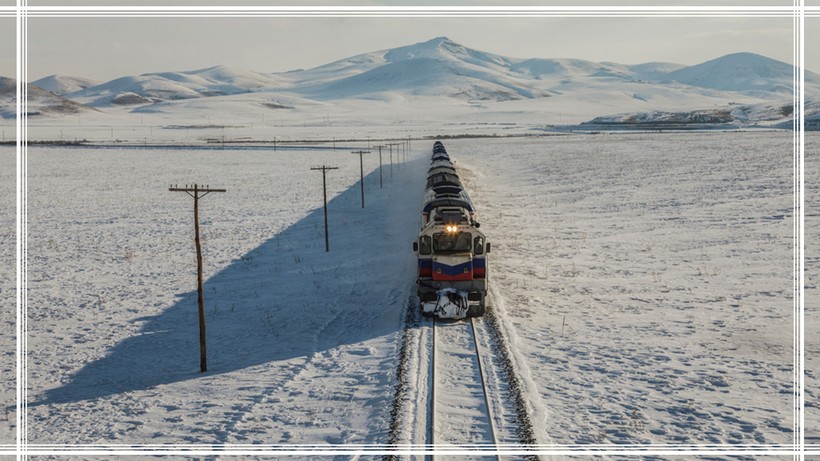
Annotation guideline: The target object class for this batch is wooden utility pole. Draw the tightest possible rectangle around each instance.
[351,150,370,208]
[387,143,399,178]
[311,166,338,252]
[169,183,226,373]
[375,145,385,188]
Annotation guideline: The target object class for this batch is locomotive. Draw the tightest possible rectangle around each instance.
[413,141,490,318]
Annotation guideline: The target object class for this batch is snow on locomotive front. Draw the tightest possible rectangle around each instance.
[413,141,490,319]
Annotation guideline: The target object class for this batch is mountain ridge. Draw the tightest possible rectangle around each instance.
[27,36,819,107]
[6,37,819,128]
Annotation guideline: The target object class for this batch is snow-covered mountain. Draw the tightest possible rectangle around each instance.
[626,61,687,80]
[32,75,98,95]
[659,52,820,96]
[262,36,550,101]
[48,37,820,106]
[14,36,820,129]
[0,76,97,119]
[67,65,288,106]
[510,58,630,79]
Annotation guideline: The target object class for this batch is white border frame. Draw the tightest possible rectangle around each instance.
[2,1,812,458]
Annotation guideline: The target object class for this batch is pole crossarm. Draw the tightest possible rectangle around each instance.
[169,185,227,196]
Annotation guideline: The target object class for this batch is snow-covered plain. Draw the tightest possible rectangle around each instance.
[2,130,816,451]
[6,145,426,447]
[451,132,817,446]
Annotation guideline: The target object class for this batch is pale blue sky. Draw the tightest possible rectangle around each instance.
[1,4,817,81]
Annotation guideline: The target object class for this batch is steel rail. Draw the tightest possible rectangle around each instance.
[470,317,501,459]
[429,317,437,461]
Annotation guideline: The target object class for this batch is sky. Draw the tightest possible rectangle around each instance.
[0,4,817,81]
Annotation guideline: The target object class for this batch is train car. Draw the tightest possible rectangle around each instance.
[413,142,490,319]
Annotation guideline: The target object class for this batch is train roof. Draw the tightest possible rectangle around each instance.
[428,166,457,177]
[422,198,474,213]
[426,173,463,189]
[429,158,453,167]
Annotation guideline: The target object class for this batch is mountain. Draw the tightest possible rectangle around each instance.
[297,56,548,101]
[69,65,288,106]
[626,62,687,80]
[282,38,819,101]
[660,52,820,96]
[0,76,97,119]
[510,58,630,79]
[285,36,547,100]
[32,75,98,95]
[15,37,820,130]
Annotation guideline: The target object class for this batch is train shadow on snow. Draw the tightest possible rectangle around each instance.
[35,156,427,407]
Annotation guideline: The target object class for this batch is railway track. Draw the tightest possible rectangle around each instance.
[386,292,539,460]
[429,316,500,459]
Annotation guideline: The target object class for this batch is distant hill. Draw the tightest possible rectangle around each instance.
[67,65,288,106]
[626,62,687,80]
[0,76,98,118]
[32,75,98,95]
[659,52,820,96]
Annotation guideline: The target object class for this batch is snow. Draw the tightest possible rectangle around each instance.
[422,288,470,319]
[2,130,815,450]
[432,320,495,445]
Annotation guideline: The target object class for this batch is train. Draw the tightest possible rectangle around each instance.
[413,141,490,319]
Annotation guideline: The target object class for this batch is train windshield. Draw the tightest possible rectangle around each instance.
[433,232,473,253]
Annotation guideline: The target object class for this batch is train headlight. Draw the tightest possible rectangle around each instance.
[445,225,458,233]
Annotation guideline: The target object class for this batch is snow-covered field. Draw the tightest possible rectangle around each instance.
[452,132,817,446]
[4,145,426,447]
[1,130,816,451]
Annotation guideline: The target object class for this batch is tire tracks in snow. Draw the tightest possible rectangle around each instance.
[219,306,345,443]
